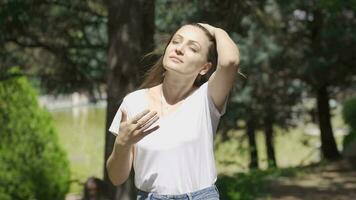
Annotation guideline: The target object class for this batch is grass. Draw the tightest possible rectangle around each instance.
[214,105,346,175]
[212,105,347,199]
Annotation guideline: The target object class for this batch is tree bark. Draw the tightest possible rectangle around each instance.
[104,0,155,199]
[140,0,156,74]
[309,9,341,161]
[246,119,259,169]
[316,85,341,160]
[263,116,277,168]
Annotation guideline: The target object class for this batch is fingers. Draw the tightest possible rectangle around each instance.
[134,111,158,130]
[130,109,150,124]
[132,112,160,143]
[133,125,160,143]
[142,125,160,136]
[138,115,159,131]
[197,23,216,36]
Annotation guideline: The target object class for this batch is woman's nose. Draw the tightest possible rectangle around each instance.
[175,44,184,55]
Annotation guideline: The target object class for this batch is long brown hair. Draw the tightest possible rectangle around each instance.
[138,23,218,89]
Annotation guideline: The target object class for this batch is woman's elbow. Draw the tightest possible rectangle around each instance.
[107,171,125,186]
[110,177,125,186]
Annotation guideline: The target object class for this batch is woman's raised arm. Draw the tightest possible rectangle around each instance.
[199,23,240,112]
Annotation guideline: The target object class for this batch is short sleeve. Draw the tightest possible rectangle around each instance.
[202,82,227,118]
[108,98,127,136]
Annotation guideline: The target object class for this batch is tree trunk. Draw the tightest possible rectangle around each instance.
[246,119,259,169]
[263,117,277,168]
[104,0,155,199]
[309,9,341,161]
[140,0,156,74]
[316,85,341,160]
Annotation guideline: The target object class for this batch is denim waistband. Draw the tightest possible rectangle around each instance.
[136,185,219,200]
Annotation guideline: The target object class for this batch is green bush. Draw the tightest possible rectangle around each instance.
[216,168,299,200]
[216,169,272,200]
[342,97,356,149]
[0,74,70,200]
[342,98,356,130]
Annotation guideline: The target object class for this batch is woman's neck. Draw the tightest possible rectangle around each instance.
[161,74,197,105]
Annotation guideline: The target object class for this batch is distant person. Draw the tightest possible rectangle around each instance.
[82,177,109,200]
[106,23,240,199]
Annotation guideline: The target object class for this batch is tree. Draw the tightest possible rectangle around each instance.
[276,0,356,160]
[103,0,155,199]
[0,0,107,95]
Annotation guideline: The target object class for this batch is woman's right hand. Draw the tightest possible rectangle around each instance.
[115,109,159,147]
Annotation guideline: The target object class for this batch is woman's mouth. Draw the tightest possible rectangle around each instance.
[169,56,183,63]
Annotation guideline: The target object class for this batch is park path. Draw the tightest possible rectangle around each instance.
[262,160,356,200]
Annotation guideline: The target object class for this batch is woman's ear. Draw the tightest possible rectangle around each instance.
[199,62,212,75]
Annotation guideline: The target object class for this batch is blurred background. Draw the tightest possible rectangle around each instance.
[1,0,356,200]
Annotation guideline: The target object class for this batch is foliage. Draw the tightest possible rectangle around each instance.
[0,69,70,200]
[155,0,200,33]
[342,97,356,148]
[276,0,356,89]
[226,0,356,160]
[342,97,356,130]
[216,167,299,200]
[0,0,107,94]
[226,20,303,130]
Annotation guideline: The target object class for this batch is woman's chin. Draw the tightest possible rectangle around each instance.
[164,63,179,70]
[163,67,186,75]
[165,67,180,73]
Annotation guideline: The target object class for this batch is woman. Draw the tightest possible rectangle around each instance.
[106,23,240,200]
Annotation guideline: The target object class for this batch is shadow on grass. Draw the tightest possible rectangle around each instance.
[216,167,299,200]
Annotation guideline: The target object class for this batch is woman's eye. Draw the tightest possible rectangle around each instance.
[190,48,197,52]
[172,40,179,44]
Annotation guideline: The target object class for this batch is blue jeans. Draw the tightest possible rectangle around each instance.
[136,185,220,200]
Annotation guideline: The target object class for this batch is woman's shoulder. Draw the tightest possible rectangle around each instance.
[121,84,161,105]
[121,88,151,117]
[190,81,208,98]
[123,88,147,102]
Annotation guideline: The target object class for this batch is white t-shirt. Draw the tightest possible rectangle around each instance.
[109,81,227,195]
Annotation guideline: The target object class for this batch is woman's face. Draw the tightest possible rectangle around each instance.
[163,25,211,77]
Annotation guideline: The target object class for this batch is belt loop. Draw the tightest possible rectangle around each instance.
[148,193,153,200]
